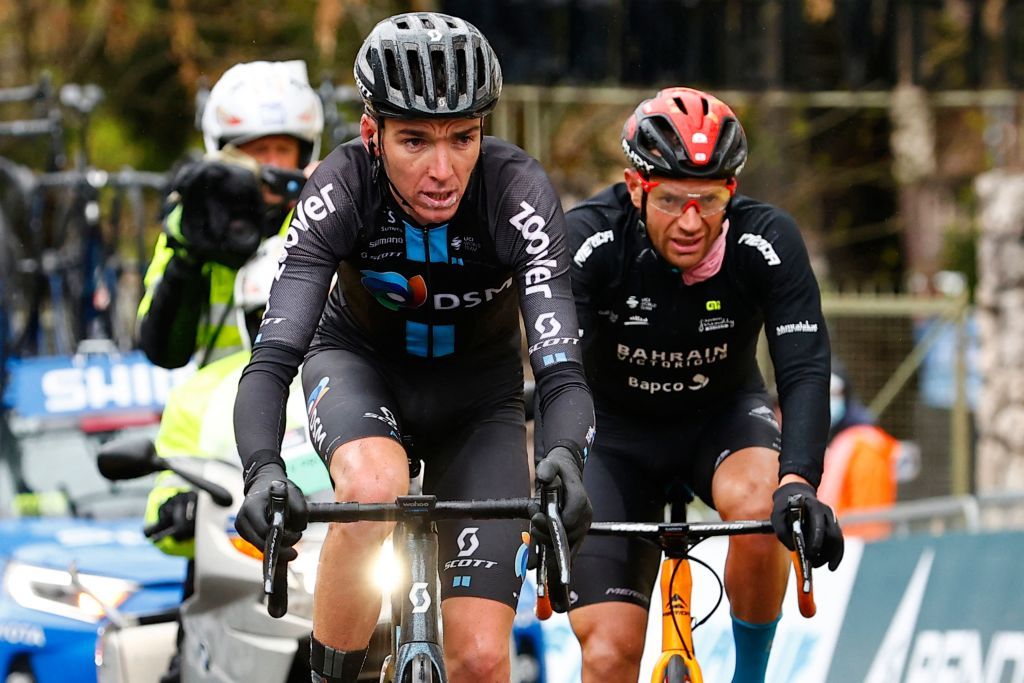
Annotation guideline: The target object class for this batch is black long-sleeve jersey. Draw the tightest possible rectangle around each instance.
[234,137,595,473]
[568,183,830,487]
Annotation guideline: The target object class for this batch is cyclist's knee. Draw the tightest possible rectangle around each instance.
[444,642,508,682]
[329,437,409,503]
[573,604,646,672]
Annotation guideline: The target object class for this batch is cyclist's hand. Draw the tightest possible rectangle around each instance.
[771,481,844,571]
[530,446,592,559]
[145,490,198,542]
[169,160,266,269]
[234,462,307,563]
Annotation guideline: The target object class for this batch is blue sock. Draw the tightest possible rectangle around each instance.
[730,613,779,683]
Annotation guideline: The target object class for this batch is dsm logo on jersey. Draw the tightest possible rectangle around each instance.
[360,270,428,310]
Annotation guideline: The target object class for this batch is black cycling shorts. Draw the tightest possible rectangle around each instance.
[301,348,530,609]
[569,391,781,611]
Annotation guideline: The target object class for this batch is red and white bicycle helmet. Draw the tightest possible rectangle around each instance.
[621,87,747,179]
[201,60,324,167]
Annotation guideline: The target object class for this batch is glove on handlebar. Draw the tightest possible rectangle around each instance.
[145,490,198,543]
[234,462,307,563]
[530,446,592,561]
[770,482,845,571]
[169,160,266,269]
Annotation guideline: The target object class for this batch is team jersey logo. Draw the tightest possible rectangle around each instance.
[359,270,427,310]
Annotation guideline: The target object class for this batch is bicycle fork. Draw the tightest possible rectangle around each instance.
[653,555,702,683]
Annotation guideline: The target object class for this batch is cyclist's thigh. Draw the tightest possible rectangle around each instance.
[301,348,405,468]
[423,370,529,610]
[570,409,667,611]
[686,391,782,509]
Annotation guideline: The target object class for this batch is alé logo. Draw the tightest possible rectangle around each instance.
[359,270,427,311]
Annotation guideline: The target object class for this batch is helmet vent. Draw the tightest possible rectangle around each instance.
[430,49,448,100]
[395,19,410,30]
[420,16,435,29]
[384,48,400,90]
[701,97,709,115]
[408,49,424,97]
[475,47,486,90]
[456,48,468,98]
[673,97,688,115]
[648,116,684,157]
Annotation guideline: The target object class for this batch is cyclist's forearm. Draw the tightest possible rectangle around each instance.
[234,345,303,474]
[534,362,595,465]
[777,380,829,488]
[138,255,205,368]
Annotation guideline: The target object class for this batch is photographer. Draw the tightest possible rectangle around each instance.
[137,60,323,368]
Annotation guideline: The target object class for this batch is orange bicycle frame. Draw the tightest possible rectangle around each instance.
[652,555,702,683]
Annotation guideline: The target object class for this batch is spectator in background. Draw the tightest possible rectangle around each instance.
[137,60,323,369]
[817,359,899,539]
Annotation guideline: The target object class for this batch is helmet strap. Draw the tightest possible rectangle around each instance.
[373,116,418,215]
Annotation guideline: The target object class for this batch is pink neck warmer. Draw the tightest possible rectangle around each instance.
[682,219,729,286]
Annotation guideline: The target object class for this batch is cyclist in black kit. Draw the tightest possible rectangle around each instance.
[563,87,843,683]
[230,13,595,683]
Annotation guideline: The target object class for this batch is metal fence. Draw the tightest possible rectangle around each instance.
[819,290,974,500]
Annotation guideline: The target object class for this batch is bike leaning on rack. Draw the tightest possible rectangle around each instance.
[261,472,573,683]
[588,498,818,683]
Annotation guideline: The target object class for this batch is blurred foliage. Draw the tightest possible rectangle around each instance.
[0,0,432,170]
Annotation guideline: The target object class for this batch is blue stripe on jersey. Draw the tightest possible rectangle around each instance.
[404,222,449,263]
[432,324,455,357]
[406,321,429,357]
[406,322,455,357]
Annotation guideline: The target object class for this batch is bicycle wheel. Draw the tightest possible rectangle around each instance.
[401,654,434,683]
[663,654,691,683]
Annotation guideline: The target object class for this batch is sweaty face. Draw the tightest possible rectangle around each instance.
[362,114,481,226]
[625,170,731,272]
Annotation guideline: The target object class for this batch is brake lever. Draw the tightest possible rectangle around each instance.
[543,486,571,587]
[263,480,289,618]
[786,495,817,618]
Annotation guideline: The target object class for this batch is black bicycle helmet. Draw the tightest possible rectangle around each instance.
[354,12,502,119]
[622,87,747,179]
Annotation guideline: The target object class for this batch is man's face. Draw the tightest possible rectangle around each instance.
[361,114,481,226]
[625,169,732,271]
[237,134,302,170]
[237,135,303,205]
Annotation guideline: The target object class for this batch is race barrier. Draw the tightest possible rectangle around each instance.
[533,530,1024,683]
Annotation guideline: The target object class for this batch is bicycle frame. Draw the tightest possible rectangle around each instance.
[589,517,813,683]
[264,489,568,683]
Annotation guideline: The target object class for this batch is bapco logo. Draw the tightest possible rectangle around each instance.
[457,527,480,557]
[534,312,562,339]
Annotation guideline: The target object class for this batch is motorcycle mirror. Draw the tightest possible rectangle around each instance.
[97,437,161,481]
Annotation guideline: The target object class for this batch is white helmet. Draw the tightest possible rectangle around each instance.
[201,60,324,167]
[234,236,285,349]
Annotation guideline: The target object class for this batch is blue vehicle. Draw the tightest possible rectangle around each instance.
[0,419,187,683]
[0,352,193,682]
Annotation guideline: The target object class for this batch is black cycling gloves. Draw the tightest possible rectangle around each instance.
[771,481,845,571]
[531,445,592,559]
[234,461,307,562]
[168,160,267,269]
[145,490,198,543]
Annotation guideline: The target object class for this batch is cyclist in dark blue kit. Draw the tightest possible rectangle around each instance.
[230,13,594,683]
[563,87,844,683]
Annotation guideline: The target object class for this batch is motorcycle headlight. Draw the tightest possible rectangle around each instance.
[3,561,138,623]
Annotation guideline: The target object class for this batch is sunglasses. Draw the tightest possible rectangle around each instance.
[642,179,735,218]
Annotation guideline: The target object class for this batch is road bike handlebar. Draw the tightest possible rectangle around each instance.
[261,489,573,619]
[589,501,817,618]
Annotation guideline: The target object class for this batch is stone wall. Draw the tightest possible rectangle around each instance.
[974,170,1024,492]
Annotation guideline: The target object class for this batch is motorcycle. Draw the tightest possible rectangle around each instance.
[93,434,365,682]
